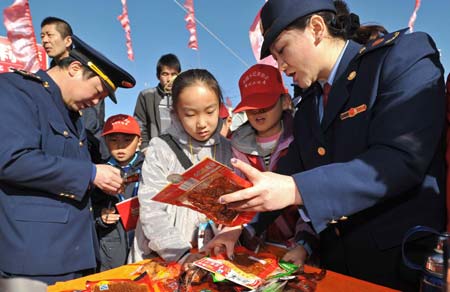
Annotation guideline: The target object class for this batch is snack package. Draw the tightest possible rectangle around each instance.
[131,258,181,281]
[193,247,279,290]
[152,157,255,226]
[85,272,152,292]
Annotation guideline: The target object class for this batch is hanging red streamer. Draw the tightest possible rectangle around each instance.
[184,0,198,50]
[3,0,43,72]
[249,6,277,67]
[408,0,421,32]
[117,0,134,61]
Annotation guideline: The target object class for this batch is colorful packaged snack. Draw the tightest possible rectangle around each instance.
[152,158,255,226]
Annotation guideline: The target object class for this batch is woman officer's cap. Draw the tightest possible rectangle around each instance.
[69,34,135,104]
[260,0,336,59]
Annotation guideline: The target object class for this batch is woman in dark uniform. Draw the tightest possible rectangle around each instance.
[207,1,446,291]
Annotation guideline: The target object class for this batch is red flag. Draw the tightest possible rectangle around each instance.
[3,0,43,72]
[184,0,198,50]
[117,0,134,61]
[408,0,421,32]
[249,6,277,67]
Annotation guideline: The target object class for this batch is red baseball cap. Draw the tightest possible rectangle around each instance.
[233,64,287,113]
[102,114,141,137]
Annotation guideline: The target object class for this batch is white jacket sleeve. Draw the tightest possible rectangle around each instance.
[137,138,191,262]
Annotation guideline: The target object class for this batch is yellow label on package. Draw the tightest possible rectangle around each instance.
[193,257,263,289]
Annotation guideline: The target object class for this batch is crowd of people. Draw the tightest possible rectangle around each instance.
[0,0,449,291]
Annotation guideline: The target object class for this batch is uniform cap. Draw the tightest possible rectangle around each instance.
[260,0,336,59]
[233,64,287,113]
[102,114,141,137]
[70,34,136,104]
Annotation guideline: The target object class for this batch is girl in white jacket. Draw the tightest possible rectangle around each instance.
[129,69,232,264]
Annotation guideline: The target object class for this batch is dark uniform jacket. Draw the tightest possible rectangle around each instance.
[0,70,97,275]
[279,29,446,288]
[133,84,168,149]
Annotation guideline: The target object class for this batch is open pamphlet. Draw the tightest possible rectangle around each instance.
[152,157,255,226]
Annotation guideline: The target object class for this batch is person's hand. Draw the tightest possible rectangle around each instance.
[180,252,204,272]
[93,164,123,195]
[200,225,242,260]
[218,158,302,212]
[101,207,120,224]
[281,245,308,266]
[181,253,209,285]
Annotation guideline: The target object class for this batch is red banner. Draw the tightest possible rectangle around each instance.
[117,0,134,61]
[0,36,47,73]
[184,0,198,50]
[249,7,277,67]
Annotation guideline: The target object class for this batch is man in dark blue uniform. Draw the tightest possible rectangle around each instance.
[0,35,135,285]
[210,0,446,290]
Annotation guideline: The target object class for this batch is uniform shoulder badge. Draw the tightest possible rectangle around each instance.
[10,68,49,87]
[357,28,409,58]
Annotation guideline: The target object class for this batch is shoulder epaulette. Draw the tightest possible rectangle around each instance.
[357,28,409,58]
[10,68,49,87]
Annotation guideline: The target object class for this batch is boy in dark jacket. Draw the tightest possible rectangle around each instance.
[92,114,144,271]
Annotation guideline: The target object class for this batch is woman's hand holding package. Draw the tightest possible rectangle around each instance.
[219,158,302,212]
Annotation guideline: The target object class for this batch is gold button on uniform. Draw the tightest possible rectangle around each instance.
[339,216,348,221]
[317,147,326,156]
[347,71,357,81]
[63,131,69,137]
[330,219,338,224]
[79,141,84,147]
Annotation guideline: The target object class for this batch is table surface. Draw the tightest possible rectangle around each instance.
[48,259,399,292]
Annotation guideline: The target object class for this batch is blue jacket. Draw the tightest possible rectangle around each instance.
[280,29,446,249]
[0,70,97,275]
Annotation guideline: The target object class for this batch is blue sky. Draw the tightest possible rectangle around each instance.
[1,0,449,118]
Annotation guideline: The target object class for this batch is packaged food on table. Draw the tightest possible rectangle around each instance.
[153,157,255,226]
[85,272,152,292]
[193,247,279,290]
[131,258,181,281]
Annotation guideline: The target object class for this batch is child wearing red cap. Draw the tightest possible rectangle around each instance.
[91,114,144,271]
[207,64,318,266]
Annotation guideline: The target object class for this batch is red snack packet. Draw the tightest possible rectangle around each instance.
[193,247,279,290]
[215,246,279,280]
[131,258,182,281]
[152,157,255,226]
[149,278,180,291]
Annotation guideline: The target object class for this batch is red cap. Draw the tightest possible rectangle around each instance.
[102,114,141,137]
[219,104,230,119]
[233,64,286,113]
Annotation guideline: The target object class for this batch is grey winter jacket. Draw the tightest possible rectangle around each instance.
[129,114,232,262]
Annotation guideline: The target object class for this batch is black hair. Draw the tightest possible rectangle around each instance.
[58,57,96,79]
[156,54,181,78]
[171,69,223,110]
[41,16,73,39]
[286,0,387,45]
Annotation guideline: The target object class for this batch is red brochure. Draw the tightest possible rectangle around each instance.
[152,157,255,226]
[115,196,140,231]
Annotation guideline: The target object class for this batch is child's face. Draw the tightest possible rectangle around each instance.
[104,133,141,166]
[245,95,290,137]
[175,84,220,142]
